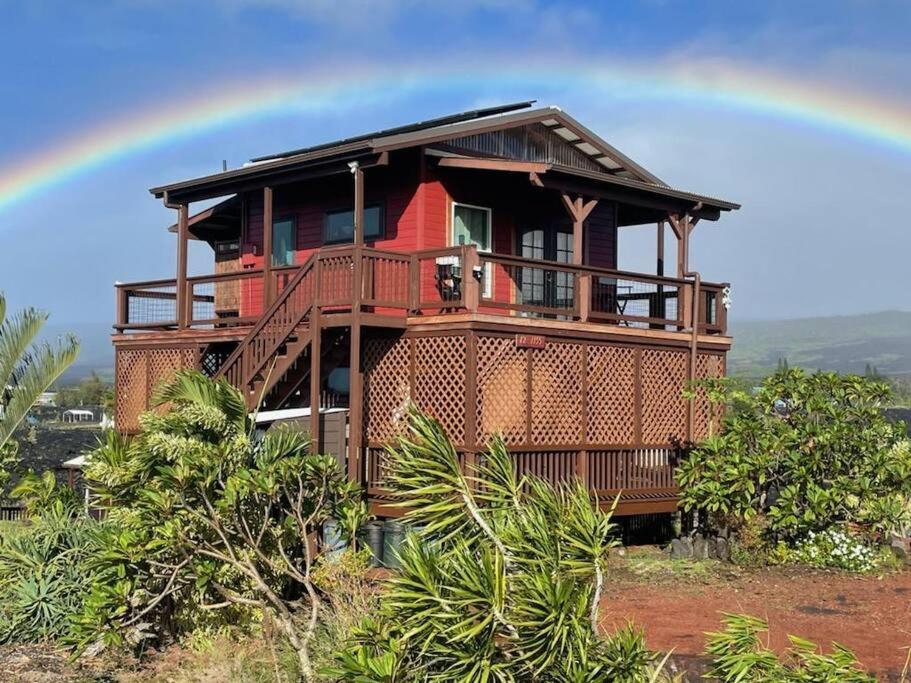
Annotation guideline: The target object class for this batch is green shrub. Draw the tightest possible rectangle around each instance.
[0,500,103,643]
[677,369,911,542]
[330,409,672,682]
[705,613,875,682]
[76,370,366,682]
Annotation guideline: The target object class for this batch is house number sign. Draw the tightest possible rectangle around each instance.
[515,334,546,349]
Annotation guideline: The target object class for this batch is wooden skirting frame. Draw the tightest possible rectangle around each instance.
[361,322,726,516]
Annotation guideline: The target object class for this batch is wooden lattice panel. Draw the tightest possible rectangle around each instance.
[476,336,528,446]
[115,346,198,433]
[640,349,688,444]
[586,345,637,444]
[530,342,583,444]
[693,353,726,441]
[146,347,198,407]
[363,336,412,443]
[115,349,148,434]
[413,335,467,444]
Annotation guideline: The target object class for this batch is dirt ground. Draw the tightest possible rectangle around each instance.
[603,547,911,681]
[3,551,909,681]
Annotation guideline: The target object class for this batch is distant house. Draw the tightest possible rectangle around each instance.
[62,409,95,423]
[112,102,739,516]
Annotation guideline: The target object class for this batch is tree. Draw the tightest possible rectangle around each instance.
[0,293,79,485]
[56,371,113,410]
[77,370,367,680]
[677,369,911,541]
[332,409,668,682]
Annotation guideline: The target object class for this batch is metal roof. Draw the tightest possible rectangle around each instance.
[250,101,536,162]
[149,102,739,212]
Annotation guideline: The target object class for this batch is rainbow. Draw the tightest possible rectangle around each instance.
[1,58,910,213]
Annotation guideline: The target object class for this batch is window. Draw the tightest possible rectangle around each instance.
[271,217,296,267]
[452,203,492,296]
[323,204,384,243]
[215,239,240,256]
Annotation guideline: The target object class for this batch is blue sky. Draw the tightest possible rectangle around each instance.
[1,0,910,332]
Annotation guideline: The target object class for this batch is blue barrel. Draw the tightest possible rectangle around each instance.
[322,519,347,560]
[382,520,407,569]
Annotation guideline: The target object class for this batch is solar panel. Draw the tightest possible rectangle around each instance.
[249,101,536,162]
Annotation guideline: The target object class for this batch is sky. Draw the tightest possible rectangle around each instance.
[1,0,910,332]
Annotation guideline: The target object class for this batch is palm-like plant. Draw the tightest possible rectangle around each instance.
[0,293,79,461]
[333,408,670,682]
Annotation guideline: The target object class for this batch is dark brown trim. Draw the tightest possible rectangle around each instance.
[262,186,274,306]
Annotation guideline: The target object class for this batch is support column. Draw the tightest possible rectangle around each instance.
[352,162,364,245]
[175,203,189,328]
[347,322,363,483]
[656,221,665,277]
[348,160,365,484]
[309,312,321,453]
[262,186,274,308]
[560,194,597,322]
[653,221,666,323]
[668,213,691,329]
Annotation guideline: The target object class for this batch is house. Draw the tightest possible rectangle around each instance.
[113,102,738,516]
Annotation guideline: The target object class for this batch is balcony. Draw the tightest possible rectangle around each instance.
[115,244,728,336]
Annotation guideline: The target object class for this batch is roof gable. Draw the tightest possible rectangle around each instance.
[372,107,666,186]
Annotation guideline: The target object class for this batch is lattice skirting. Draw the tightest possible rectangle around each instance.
[363,331,725,450]
[115,346,200,432]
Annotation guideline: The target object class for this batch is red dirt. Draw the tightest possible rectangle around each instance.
[602,559,911,681]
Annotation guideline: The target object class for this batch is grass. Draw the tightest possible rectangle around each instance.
[608,545,741,586]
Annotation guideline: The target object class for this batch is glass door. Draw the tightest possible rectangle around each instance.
[517,225,574,316]
[452,203,492,297]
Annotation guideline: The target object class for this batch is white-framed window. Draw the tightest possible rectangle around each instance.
[451,203,492,297]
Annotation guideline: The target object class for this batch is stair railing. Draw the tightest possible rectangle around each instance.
[217,253,318,390]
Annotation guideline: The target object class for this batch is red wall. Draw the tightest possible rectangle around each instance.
[235,157,617,315]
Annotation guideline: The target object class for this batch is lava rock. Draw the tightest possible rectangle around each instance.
[670,537,693,559]
[715,536,731,562]
[890,534,910,563]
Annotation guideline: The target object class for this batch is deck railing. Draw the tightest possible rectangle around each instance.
[116,245,727,335]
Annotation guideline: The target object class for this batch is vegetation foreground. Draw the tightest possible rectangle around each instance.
[0,368,908,680]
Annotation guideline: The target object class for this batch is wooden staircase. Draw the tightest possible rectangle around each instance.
[215,254,319,409]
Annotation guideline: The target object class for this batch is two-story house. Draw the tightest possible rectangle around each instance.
[113,101,738,515]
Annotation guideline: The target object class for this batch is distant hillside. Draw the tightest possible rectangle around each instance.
[728,310,911,377]
[41,321,114,384]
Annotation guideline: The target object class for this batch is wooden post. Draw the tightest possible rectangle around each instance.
[668,213,691,330]
[347,161,365,484]
[656,221,665,277]
[560,194,598,266]
[572,198,584,266]
[408,255,419,313]
[347,321,363,484]
[462,245,480,312]
[309,312,321,454]
[464,331,478,453]
[352,162,364,245]
[176,203,189,328]
[115,285,128,328]
[578,273,591,322]
[262,186,274,308]
[654,221,666,323]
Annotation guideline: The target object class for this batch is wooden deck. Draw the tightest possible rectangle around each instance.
[113,244,729,516]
